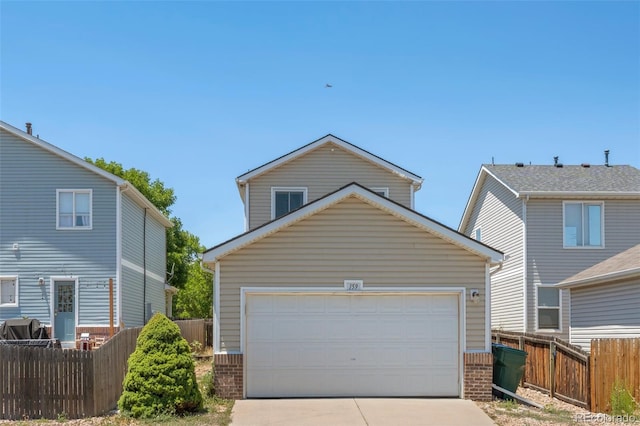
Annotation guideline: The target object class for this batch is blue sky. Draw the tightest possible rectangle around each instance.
[2,1,639,248]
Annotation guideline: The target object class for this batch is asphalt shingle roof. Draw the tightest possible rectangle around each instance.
[560,244,640,285]
[484,164,640,194]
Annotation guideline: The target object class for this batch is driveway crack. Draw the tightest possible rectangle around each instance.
[353,398,369,426]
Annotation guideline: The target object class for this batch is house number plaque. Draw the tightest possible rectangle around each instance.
[344,280,363,291]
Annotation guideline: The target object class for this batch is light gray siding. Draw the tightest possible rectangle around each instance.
[526,199,640,339]
[461,175,525,332]
[120,193,166,327]
[219,196,488,352]
[247,143,414,229]
[568,277,640,352]
[0,128,117,327]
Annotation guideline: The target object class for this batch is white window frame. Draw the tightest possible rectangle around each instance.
[562,201,604,249]
[57,189,93,230]
[0,276,19,307]
[535,284,562,332]
[371,187,389,197]
[473,227,482,242]
[271,187,308,220]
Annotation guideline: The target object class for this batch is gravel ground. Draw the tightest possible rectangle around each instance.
[478,386,599,426]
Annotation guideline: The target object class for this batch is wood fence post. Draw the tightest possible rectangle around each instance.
[549,341,556,399]
[519,336,526,384]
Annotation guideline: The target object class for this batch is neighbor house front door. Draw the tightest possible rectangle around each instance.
[54,280,76,341]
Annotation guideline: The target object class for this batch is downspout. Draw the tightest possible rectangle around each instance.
[244,183,250,232]
[143,208,148,324]
[522,195,529,332]
[200,259,217,351]
[116,186,123,330]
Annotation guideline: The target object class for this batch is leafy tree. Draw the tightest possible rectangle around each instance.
[118,313,203,418]
[174,260,213,319]
[87,158,213,318]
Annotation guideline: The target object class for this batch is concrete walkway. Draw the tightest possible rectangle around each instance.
[230,398,496,426]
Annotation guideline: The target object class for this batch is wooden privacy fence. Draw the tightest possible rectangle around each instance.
[493,330,590,409]
[173,318,213,348]
[590,338,640,414]
[0,327,142,420]
[174,319,205,348]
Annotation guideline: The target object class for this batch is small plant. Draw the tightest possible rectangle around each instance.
[498,398,519,411]
[190,340,203,354]
[200,369,215,397]
[610,379,638,416]
[56,411,68,422]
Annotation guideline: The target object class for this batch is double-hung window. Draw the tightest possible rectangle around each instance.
[0,277,18,306]
[57,189,92,229]
[537,286,561,331]
[271,187,307,219]
[563,202,603,248]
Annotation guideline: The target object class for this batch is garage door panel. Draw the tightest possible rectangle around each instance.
[246,293,460,398]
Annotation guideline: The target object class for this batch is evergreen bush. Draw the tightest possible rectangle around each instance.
[118,313,203,418]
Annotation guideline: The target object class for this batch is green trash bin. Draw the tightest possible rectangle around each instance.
[492,343,527,393]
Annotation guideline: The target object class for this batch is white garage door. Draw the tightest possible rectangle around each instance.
[245,293,460,398]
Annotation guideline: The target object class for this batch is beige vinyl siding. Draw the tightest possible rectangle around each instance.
[247,143,413,229]
[218,196,487,352]
[462,175,524,332]
[526,199,640,339]
[568,277,640,352]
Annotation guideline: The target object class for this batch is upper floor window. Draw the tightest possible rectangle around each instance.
[0,276,18,306]
[537,286,561,331]
[563,202,603,248]
[371,187,389,197]
[57,189,92,229]
[272,187,307,219]
[473,228,482,242]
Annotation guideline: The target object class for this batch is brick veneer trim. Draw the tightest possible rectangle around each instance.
[214,354,244,400]
[463,352,493,401]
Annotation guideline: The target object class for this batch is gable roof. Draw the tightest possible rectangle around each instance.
[203,182,502,264]
[482,164,640,194]
[0,120,172,228]
[557,244,640,288]
[459,164,640,231]
[235,134,423,192]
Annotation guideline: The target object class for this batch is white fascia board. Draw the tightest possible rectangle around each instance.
[1,120,126,186]
[1,121,172,229]
[120,183,173,228]
[235,135,423,187]
[518,191,640,199]
[556,268,640,289]
[458,166,520,232]
[203,184,503,264]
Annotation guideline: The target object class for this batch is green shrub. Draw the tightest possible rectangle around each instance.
[610,379,637,416]
[118,313,203,418]
[200,369,215,397]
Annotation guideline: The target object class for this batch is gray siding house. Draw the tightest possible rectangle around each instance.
[203,135,503,401]
[0,121,173,347]
[459,163,640,341]
[557,244,640,352]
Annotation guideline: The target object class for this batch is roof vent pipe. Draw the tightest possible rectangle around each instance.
[515,162,524,167]
[605,150,610,167]
[26,122,32,135]
[553,156,563,168]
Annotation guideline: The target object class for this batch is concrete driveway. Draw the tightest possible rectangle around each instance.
[230,398,496,426]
